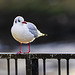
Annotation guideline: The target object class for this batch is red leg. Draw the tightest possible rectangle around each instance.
[29,43,30,53]
[16,43,23,54]
[19,43,22,53]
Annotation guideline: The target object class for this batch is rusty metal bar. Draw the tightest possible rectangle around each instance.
[7,59,10,75]
[15,59,18,75]
[0,53,75,59]
[58,59,61,75]
[67,59,69,75]
[43,59,46,75]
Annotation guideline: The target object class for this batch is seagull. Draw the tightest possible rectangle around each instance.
[11,16,47,54]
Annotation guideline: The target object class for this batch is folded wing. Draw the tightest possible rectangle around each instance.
[27,22,38,38]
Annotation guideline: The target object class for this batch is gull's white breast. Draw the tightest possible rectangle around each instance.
[11,24,35,43]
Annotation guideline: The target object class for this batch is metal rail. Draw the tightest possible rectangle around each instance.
[0,53,75,75]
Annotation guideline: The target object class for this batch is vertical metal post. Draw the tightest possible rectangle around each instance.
[43,59,46,75]
[58,59,61,75]
[32,59,38,75]
[26,55,38,75]
[15,59,18,75]
[67,59,69,75]
[26,55,32,75]
[7,59,10,75]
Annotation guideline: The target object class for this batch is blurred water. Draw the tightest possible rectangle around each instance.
[0,42,75,75]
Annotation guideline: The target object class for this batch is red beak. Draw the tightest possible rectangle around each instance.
[22,21,27,24]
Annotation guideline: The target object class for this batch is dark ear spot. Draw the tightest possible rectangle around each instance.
[18,19,20,22]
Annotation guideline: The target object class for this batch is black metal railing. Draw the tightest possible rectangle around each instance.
[0,53,75,75]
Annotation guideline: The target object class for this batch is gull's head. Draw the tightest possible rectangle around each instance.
[13,16,27,25]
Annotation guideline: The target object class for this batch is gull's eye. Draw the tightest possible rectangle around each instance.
[15,20,17,23]
[18,19,20,22]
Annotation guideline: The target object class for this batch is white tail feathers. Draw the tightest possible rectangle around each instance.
[37,30,47,37]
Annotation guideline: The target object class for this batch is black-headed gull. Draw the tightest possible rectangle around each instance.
[11,16,47,54]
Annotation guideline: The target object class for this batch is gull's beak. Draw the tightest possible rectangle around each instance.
[22,21,27,24]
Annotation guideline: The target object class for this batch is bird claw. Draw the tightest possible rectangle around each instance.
[24,52,30,54]
[16,51,23,54]
[16,51,31,54]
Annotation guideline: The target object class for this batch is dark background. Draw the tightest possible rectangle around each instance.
[0,0,75,49]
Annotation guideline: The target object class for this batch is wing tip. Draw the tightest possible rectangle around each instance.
[42,33,48,36]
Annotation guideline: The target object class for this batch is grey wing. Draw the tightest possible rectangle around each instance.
[27,22,38,38]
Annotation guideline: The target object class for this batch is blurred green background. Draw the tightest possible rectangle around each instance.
[0,0,75,49]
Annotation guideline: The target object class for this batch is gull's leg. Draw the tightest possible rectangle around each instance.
[16,43,23,54]
[19,43,22,53]
[29,43,30,53]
